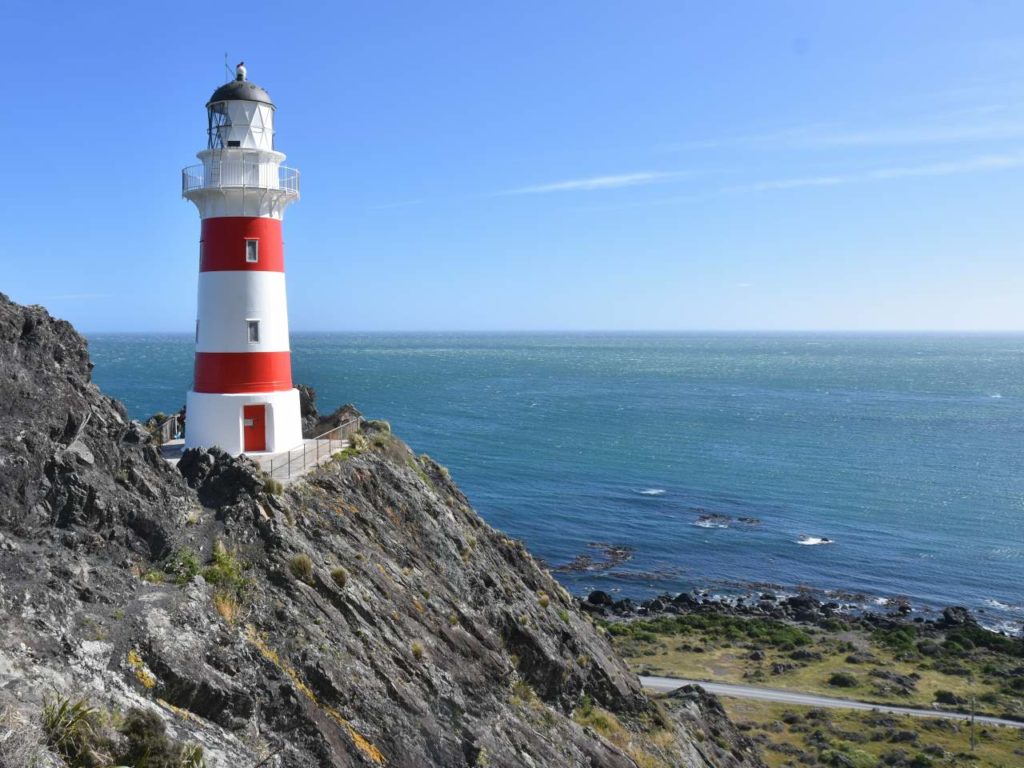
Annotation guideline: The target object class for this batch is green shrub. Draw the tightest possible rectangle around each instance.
[166,548,201,586]
[263,477,284,495]
[411,641,424,661]
[142,570,165,584]
[601,614,812,648]
[916,639,941,656]
[827,672,859,688]
[289,553,314,583]
[202,542,249,597]
[934,690,961,705]
[40,695,203,768]
[947,626,1022,656]
[873,625,918,653]
[119,707,204,767]
[41,695,102,765]
[330,567,348,588]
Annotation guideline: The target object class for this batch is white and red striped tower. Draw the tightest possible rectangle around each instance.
[181,63,303,455]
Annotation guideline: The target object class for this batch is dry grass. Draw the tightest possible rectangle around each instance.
[288,553,314,583]
[722,697,1024,768]
[330,566,348,588]
[212,590,240,625]
[0,705,55,768]
[611,618,1023,718]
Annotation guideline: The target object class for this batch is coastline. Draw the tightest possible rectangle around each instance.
[575,583,1024,639]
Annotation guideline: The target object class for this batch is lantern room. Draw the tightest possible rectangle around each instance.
[206,65,276,151]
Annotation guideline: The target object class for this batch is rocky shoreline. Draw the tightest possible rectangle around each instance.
[577,587,1012,637]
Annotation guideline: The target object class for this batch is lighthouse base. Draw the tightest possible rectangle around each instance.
[184,389,303,456]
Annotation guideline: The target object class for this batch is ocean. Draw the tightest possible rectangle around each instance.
[87,332,1024,633]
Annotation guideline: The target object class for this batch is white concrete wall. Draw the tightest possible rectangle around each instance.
[185,388,303,455]
[196,272,290,353]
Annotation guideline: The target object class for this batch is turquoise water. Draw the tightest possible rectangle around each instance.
[87,333,1024,630]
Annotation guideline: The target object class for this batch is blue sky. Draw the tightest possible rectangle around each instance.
[2,1,1023,331]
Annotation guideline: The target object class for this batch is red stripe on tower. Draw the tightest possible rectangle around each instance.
[200,217,285,272]
[193,351,293,393]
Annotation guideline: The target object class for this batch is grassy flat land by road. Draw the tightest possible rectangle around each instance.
[720,698,1024,768]
[605,614,1024,721]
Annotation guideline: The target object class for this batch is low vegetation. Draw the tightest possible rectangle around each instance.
[38,694,204,767]
[607,612,1024,720]
[202,541,250,597]
[330,566,348,588]
[164,548,200,585]
[289,553,314,583]
[722,698,1024,768]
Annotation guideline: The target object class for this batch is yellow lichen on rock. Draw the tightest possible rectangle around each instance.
[245,626,384,765]
[127,648,156,689]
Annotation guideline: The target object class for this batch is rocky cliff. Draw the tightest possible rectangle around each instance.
[0,293,765,768]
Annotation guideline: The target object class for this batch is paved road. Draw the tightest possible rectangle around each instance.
[639,676,1024,730]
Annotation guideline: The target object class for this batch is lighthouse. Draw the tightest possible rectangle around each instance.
[181,63,303,455]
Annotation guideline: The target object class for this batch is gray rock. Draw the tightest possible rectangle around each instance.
[0,293,766,768]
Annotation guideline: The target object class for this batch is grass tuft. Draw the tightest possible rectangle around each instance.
[330,566,348,588]
[289,553,314,583]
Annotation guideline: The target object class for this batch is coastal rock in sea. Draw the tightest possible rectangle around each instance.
[783,594,823,622]
[0,294,765,768]
[939,606,978,628]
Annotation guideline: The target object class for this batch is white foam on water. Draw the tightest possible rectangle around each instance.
[980,618,1023,636]
[637,489,666,496]
[694,519,729,529]
[797,535,834,546]
[985,598,1022,613]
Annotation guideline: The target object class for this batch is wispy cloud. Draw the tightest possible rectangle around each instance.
[734,152,1024,192]
[672,110,1024,151]
[500,171,688,195]
[805,122,1024,148]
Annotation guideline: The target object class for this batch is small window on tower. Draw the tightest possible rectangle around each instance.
[195,319,199,343]
[246,239,259,263]
[227,140,241,148]
[247,320,260,343]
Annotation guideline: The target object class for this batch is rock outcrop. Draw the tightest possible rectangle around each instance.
[0,294,765,768]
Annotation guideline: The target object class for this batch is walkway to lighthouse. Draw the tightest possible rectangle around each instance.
[159,420,358,485]
[257,433,352,483]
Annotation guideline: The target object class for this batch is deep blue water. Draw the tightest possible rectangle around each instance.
[86,333,1024,631]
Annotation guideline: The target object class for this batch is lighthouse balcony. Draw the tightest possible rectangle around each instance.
[182,161,299,198]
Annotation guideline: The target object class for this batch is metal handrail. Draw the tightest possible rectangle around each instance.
[154,413,182,444]
[181,162,300,196]
[265,417,360,481]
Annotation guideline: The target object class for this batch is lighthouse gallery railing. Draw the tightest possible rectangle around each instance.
[182,162,300,196]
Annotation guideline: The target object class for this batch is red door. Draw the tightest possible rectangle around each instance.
[243,404,267,452]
